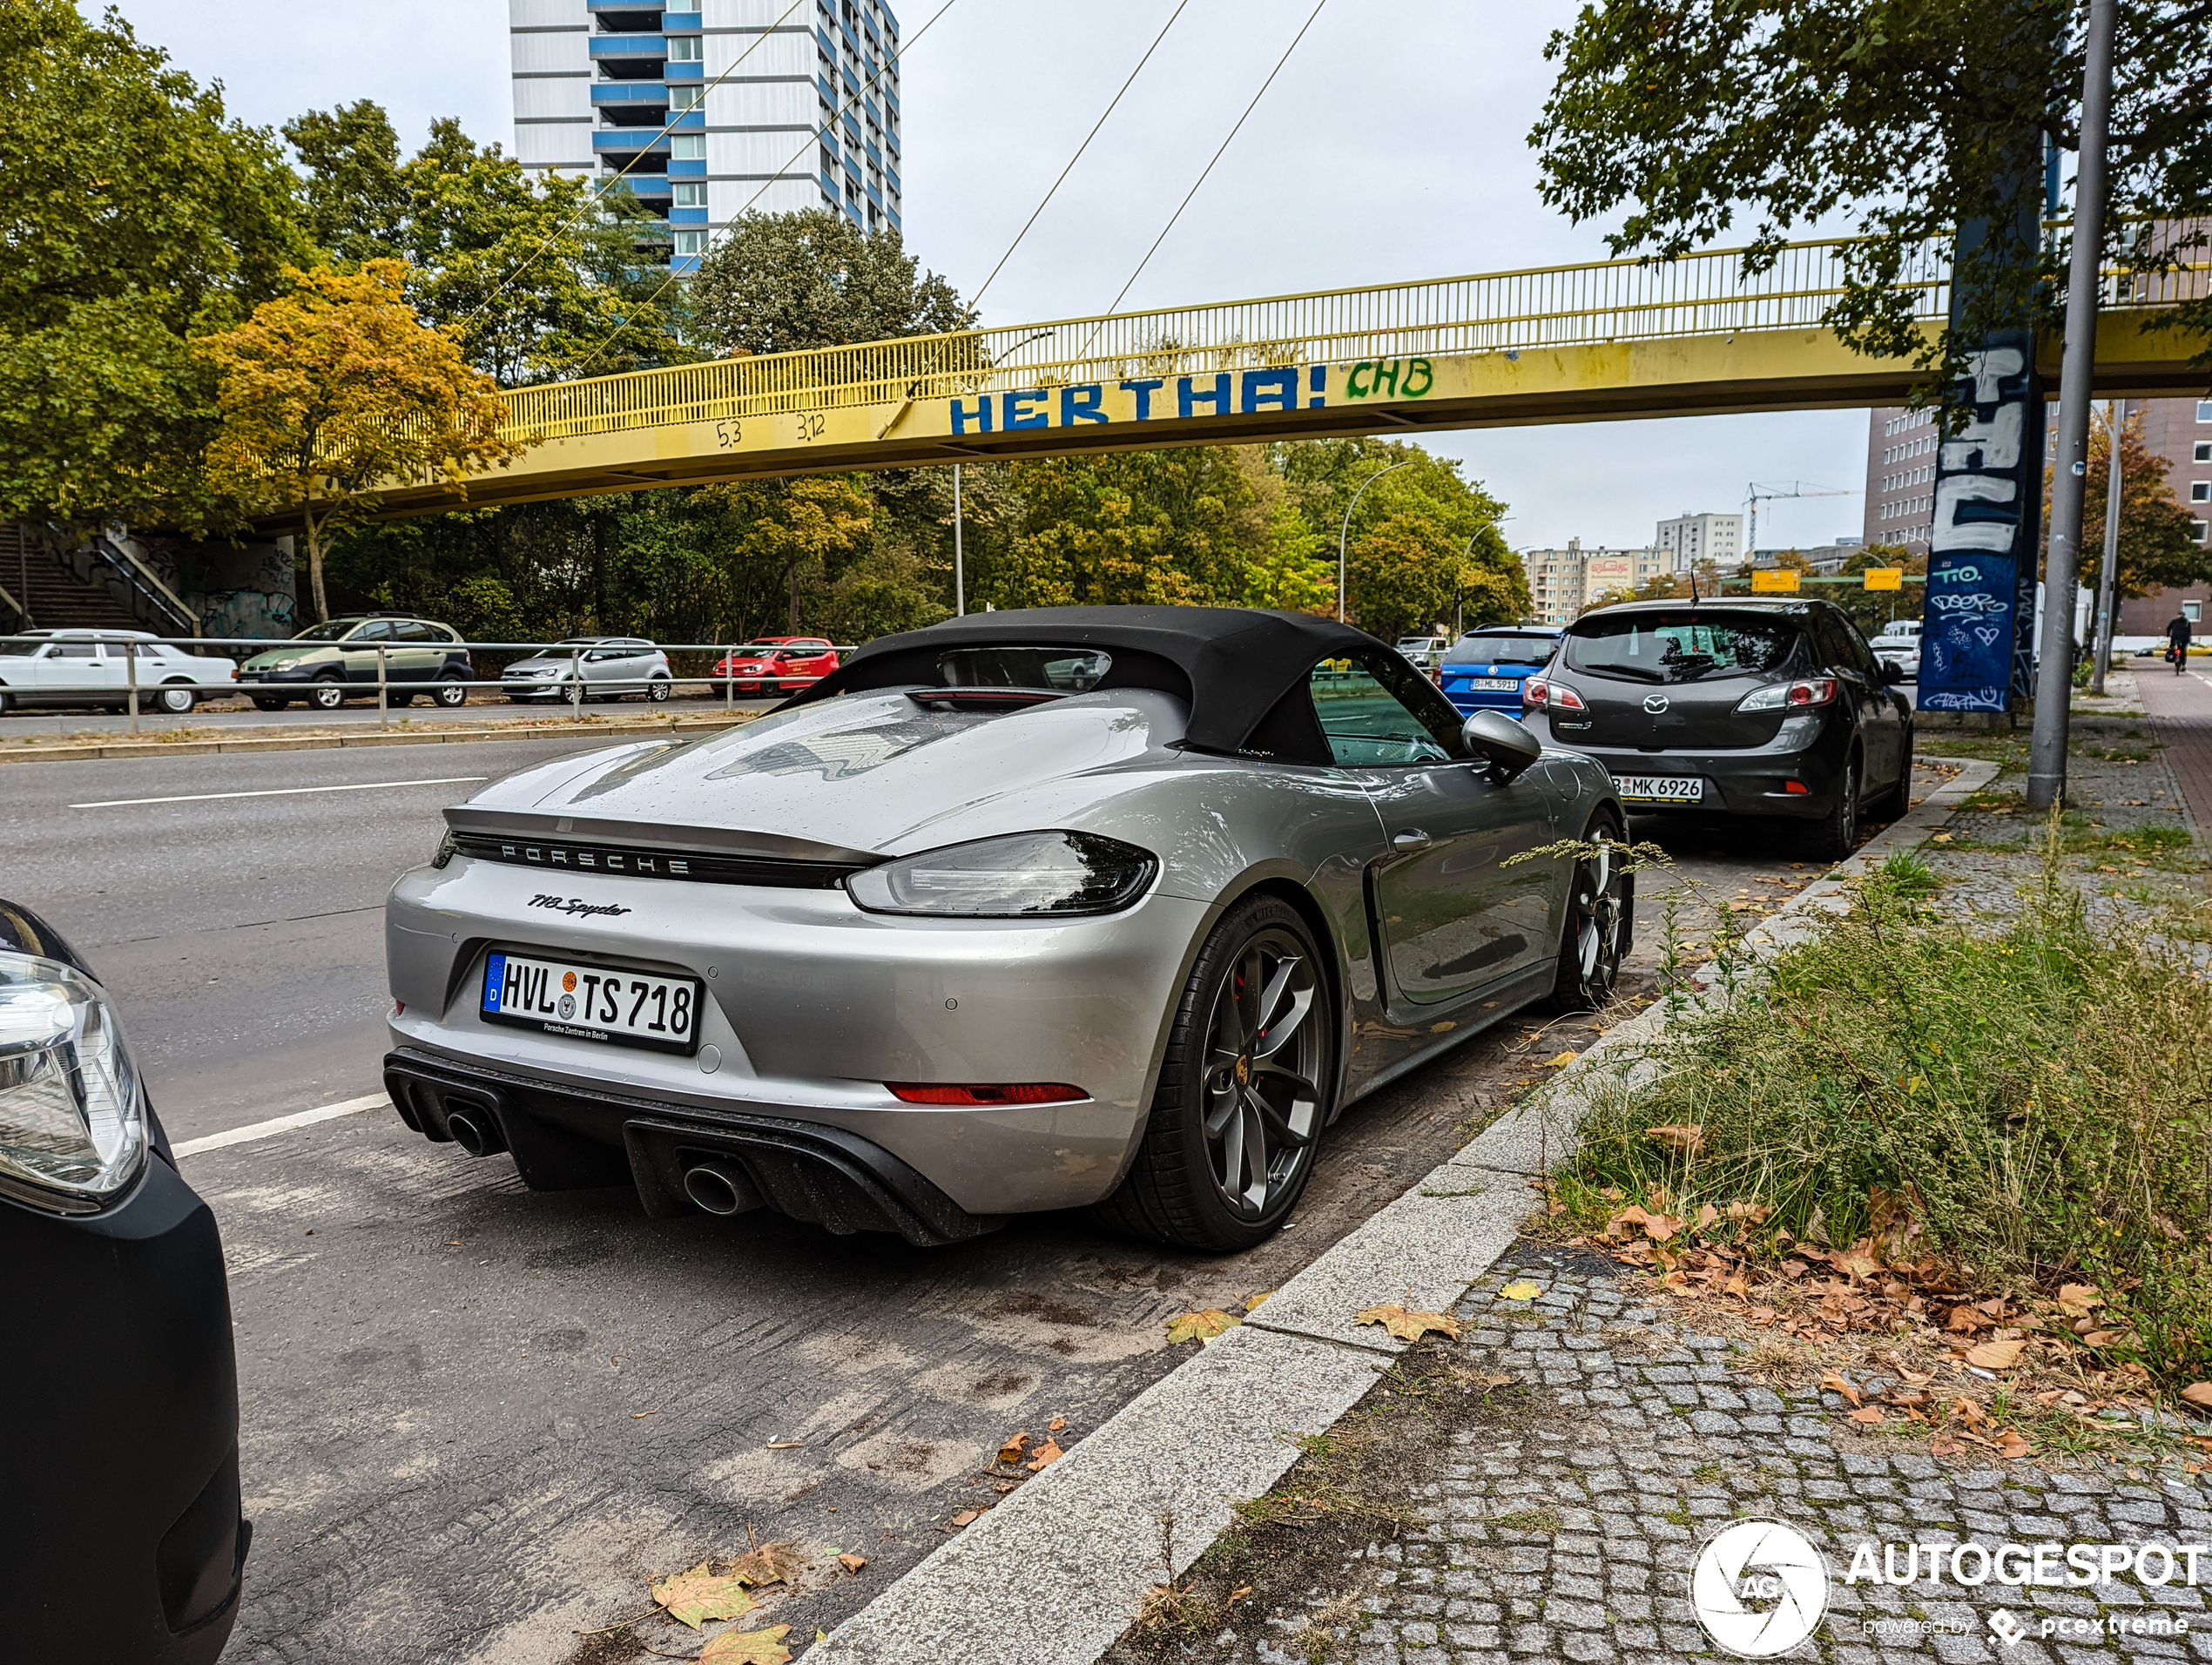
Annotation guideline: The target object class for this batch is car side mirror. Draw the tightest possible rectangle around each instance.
[1462,709,1541,781]
[1878,660,1905,685]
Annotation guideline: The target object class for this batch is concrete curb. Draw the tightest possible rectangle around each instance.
[0,713,752,765]
[805,756,2001,1665]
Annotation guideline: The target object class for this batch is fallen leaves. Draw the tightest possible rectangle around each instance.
[651,1564,756,1630]
[1541,1050,1580,1068]
[996,1430,1030,1464]
[1964,1338,2025,1371]
[699,1624,792,1664]
[1165,1309,1239,1345]
[948,1508,984,1528]
[727,1542,807,1589]
[835,1554,867,1574]
[2182,1382,2212,1408]
[1645,1123,1705,1156]
[1024,1438,1065,1472]
[2056,1283,2104,1318]
[1498,1280,1543,1302]
[1355,1304,1462,1343]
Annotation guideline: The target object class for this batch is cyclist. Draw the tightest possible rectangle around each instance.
[2168,611,2194,675]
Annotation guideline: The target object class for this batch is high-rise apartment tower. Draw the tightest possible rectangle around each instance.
[509,0,903,273]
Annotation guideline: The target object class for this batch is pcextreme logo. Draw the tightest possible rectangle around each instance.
[1689,1520,1830,1658]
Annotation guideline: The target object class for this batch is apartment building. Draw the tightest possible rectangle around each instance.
[510,0,903,274]
[1654,511,1743,572]
[1521,540,1670,625]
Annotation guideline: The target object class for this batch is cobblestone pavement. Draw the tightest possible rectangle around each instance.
[1344,1244,2212,1665]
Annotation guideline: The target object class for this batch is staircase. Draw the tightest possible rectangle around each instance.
[0,524,191,636]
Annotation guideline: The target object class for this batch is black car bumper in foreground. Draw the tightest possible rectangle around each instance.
[1528,715,1846,819]
[3,1150,249,1664]
[382,1046,1002,1247]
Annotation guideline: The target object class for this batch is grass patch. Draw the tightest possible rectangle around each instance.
[1559,818,2212,1391]
[1865,850,1941,900]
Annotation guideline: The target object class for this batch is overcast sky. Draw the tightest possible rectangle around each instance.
[111,0,1871,552]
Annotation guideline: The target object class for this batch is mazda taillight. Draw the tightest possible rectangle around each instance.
[1736,678,1838,712]
[1523,676,1586,712]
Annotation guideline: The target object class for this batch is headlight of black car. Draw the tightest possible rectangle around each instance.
[0,949,146,1212]
[846,831,1158,919]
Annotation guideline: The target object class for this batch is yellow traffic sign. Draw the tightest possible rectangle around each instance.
[1750,570,1802,593]
[1864,568,1905,590]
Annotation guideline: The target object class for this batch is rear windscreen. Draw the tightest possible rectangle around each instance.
[1563,615,1796,683]
[1443,634,1558,666]
[937,646,1111,691]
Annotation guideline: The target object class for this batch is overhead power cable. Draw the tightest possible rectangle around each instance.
[968,0,1190,313]
[459,0,810,335]
[568,0,961,379]
[1092,0,1328,329]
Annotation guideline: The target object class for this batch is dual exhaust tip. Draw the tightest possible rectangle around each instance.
[442,1100,757,1220]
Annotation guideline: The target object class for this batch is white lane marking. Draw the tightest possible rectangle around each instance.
[172,1093,389,1158]
[71,776,488,809]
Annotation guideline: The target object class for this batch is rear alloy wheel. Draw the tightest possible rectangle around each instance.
[1094,895,1333,1251]
[154,683,195,715]
[308,677,346,711]
[1542,816,1631,1013]
[647,676,671,703]
[1804,755,1861,861]
[433,677,469,708]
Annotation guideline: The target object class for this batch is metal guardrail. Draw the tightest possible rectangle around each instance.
[0,632,856,736]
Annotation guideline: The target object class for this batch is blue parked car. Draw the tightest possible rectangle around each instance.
[1436,627,1564,715]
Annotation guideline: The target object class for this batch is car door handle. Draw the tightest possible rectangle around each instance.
[1392,829,1433,852]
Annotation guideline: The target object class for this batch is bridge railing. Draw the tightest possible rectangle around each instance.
[502,238,1971,443]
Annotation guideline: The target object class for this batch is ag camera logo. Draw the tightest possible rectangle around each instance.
[1690,1519,1831,1657]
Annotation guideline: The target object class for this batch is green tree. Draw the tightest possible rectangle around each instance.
[198,260,523,621]
[698,475,876,635]
[0,0,308,539]
[1275,438,1525,636]
[1529,0,2212,378]
[284,104,686,384]
[2046,414,2209,598]
[691,209,974,357]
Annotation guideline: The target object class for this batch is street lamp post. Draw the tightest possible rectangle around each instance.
[1338,460,1413,625]
[2027,0,2119,809]
[952,463,964,617]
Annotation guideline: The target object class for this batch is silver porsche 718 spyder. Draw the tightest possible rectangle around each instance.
[382,607,1629,1252]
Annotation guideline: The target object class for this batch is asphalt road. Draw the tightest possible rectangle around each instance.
[0,738,1919,1665]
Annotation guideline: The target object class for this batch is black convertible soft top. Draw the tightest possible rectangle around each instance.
[784,605,1390,754]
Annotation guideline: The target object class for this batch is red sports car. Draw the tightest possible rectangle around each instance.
[710,637,840,696]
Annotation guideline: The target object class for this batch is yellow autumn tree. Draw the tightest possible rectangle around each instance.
[197,260,521,621]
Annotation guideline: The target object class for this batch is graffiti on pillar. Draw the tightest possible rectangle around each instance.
[1917,333,2042,711]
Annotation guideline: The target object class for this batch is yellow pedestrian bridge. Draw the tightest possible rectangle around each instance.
[366,237,2209,520]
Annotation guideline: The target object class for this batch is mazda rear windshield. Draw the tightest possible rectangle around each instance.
[1443,634,1558,666]
[1563,614,1796,683]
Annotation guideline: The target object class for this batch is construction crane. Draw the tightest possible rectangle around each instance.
[1744,481,1852,558]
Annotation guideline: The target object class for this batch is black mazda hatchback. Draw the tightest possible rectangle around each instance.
[0,900,248,1663]
[1520,597,1913,859]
